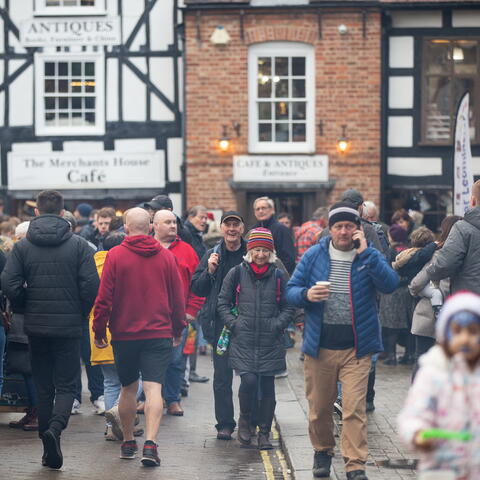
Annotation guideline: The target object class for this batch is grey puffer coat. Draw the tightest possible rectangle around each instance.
[409,251,450,339]
[217,262,294,374]
[426,207,480,294]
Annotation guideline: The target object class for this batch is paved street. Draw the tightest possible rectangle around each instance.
[276,344,418,480]
[0,343,419,480]
[0,354,290,480]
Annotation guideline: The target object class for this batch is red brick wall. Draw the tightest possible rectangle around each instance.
[185,9,382,212]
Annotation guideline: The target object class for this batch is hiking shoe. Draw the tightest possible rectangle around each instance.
[366,400,375,413]
[92,395,105,415]
[105,425,117,441]
[313,450,332,478]
[105,406,123,441]
[346,470,368,480]
[216,427,233,440]
[42,429,63,469]
[71,399,81,415]
[120,440,138,459]
[141,441,160,467]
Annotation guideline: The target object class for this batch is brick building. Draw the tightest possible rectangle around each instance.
[184,0,480,229]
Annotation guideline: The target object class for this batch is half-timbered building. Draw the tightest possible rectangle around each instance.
[0,0,183,213]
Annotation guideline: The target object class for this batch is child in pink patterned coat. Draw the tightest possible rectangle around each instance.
[398,291,480,480]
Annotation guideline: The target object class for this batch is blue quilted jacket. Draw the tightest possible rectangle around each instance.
[286,236,399,358]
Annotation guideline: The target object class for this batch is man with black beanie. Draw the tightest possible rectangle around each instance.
[286,201,398,480]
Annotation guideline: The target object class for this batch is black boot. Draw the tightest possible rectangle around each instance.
[238,392,253,446]
[257,398,276,450]
[312,450,332,478]
[382,328,397,366]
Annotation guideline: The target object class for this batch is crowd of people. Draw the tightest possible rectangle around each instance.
[0,182,479,479]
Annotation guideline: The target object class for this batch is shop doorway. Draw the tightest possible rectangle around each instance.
[245,192,313,229]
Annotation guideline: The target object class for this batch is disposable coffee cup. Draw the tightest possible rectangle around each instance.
[316,281,331,288]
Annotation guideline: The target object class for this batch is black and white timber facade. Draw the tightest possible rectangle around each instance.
[0,0,183,212]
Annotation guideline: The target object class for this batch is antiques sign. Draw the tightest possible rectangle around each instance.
[233,155,329,183]
[20,17,121,47]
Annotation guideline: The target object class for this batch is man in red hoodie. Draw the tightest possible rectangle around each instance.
[153,210,205,416]
[93,207,185,468]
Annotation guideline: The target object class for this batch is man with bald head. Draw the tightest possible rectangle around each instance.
[153,210,204,416]
[93,207,186,467]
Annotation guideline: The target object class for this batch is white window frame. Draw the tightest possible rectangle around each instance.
[248,42,315,154]
[34,52,105,136]
[34,0,107,16]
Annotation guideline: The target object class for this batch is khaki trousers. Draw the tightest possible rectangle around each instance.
[304,348,371,472]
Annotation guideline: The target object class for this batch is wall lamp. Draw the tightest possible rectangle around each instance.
[217,122,241,152]
[337,125,349,154]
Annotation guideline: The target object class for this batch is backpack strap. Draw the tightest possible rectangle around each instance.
[233,264,242,308]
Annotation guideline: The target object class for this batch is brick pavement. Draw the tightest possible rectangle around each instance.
[275,345,418,480]
[0,354,289,480]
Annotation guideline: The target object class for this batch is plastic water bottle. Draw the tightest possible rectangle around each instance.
[216,326,231,356]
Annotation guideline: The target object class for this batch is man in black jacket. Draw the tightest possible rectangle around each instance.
[191,211,246,440]
[252,197,296,274]
[1,190,99,470]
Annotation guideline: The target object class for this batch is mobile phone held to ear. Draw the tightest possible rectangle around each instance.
[353,238,361,249]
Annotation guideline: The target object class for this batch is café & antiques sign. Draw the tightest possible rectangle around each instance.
[20,17,121,47]
[8,151,165,190]
[233,155,329,183]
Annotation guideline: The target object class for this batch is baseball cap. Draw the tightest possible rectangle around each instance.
[145,195,173,211]
[221,210,244,224]
[340,189,364,208]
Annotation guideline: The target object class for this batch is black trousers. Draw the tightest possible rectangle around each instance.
[411,335,436,381]
[29,336,80,437]
[212,325,235,432]
[75,325,104,403]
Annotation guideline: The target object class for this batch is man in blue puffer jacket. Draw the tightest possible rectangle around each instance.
[286,201,398,480]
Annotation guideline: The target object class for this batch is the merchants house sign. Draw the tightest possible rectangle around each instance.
[20,17,121,47]
[233,155,328,183]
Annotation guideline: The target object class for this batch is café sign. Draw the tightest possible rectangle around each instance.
[20,16,121,47]
[8,151,165,190]
[233,155,329,183]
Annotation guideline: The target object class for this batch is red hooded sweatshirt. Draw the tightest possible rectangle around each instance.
[167,236,204,317]
[93,235,186,342]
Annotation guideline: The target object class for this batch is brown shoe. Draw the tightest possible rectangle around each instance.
[216,428,232,440]
[9,408,31,429]
[167,402,184,417]
[23,409,39,431]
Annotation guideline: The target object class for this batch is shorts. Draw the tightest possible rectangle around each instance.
[112,338,172,387]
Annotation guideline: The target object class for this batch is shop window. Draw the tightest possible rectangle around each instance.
[35,0,106,16]
[34,53,105,136]
[422,38,479,144]
[248,42,315,153]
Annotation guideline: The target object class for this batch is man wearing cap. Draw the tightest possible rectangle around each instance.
[144,195,194,245]
[286,202,398,480]
[191,211,247,440]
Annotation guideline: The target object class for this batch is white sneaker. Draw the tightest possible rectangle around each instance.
[71,399,81,415]
[275,371,288,378]
[92,395,105,415]
[105,406,123,441]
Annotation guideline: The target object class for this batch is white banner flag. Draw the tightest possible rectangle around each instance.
[453,92,474,216]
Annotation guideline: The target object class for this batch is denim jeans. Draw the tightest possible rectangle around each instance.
[163,328,187,405]
[23,374,37,406]
[0,327,5,395]
[101,364,121,412]
[75,325,104,403]
[101,363,143,418]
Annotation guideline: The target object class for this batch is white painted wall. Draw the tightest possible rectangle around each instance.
[452,10,480,28]
[167,137,182,182]
[9,62,33,126]
[106,58,119,122]
[387,157,442,177]
[389,37,414,69]
[122,1,145,51]
[388,116,413,147]
[12,141,52,153]
[63,141,104,153]
[150,0,174,51]
[391,11,442,28]
[389,76,414,109]
[122,63,147,121]
[170,193,182,215]
[114,138,156,152]
[473,157,480,176]
[150,58,175,121]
